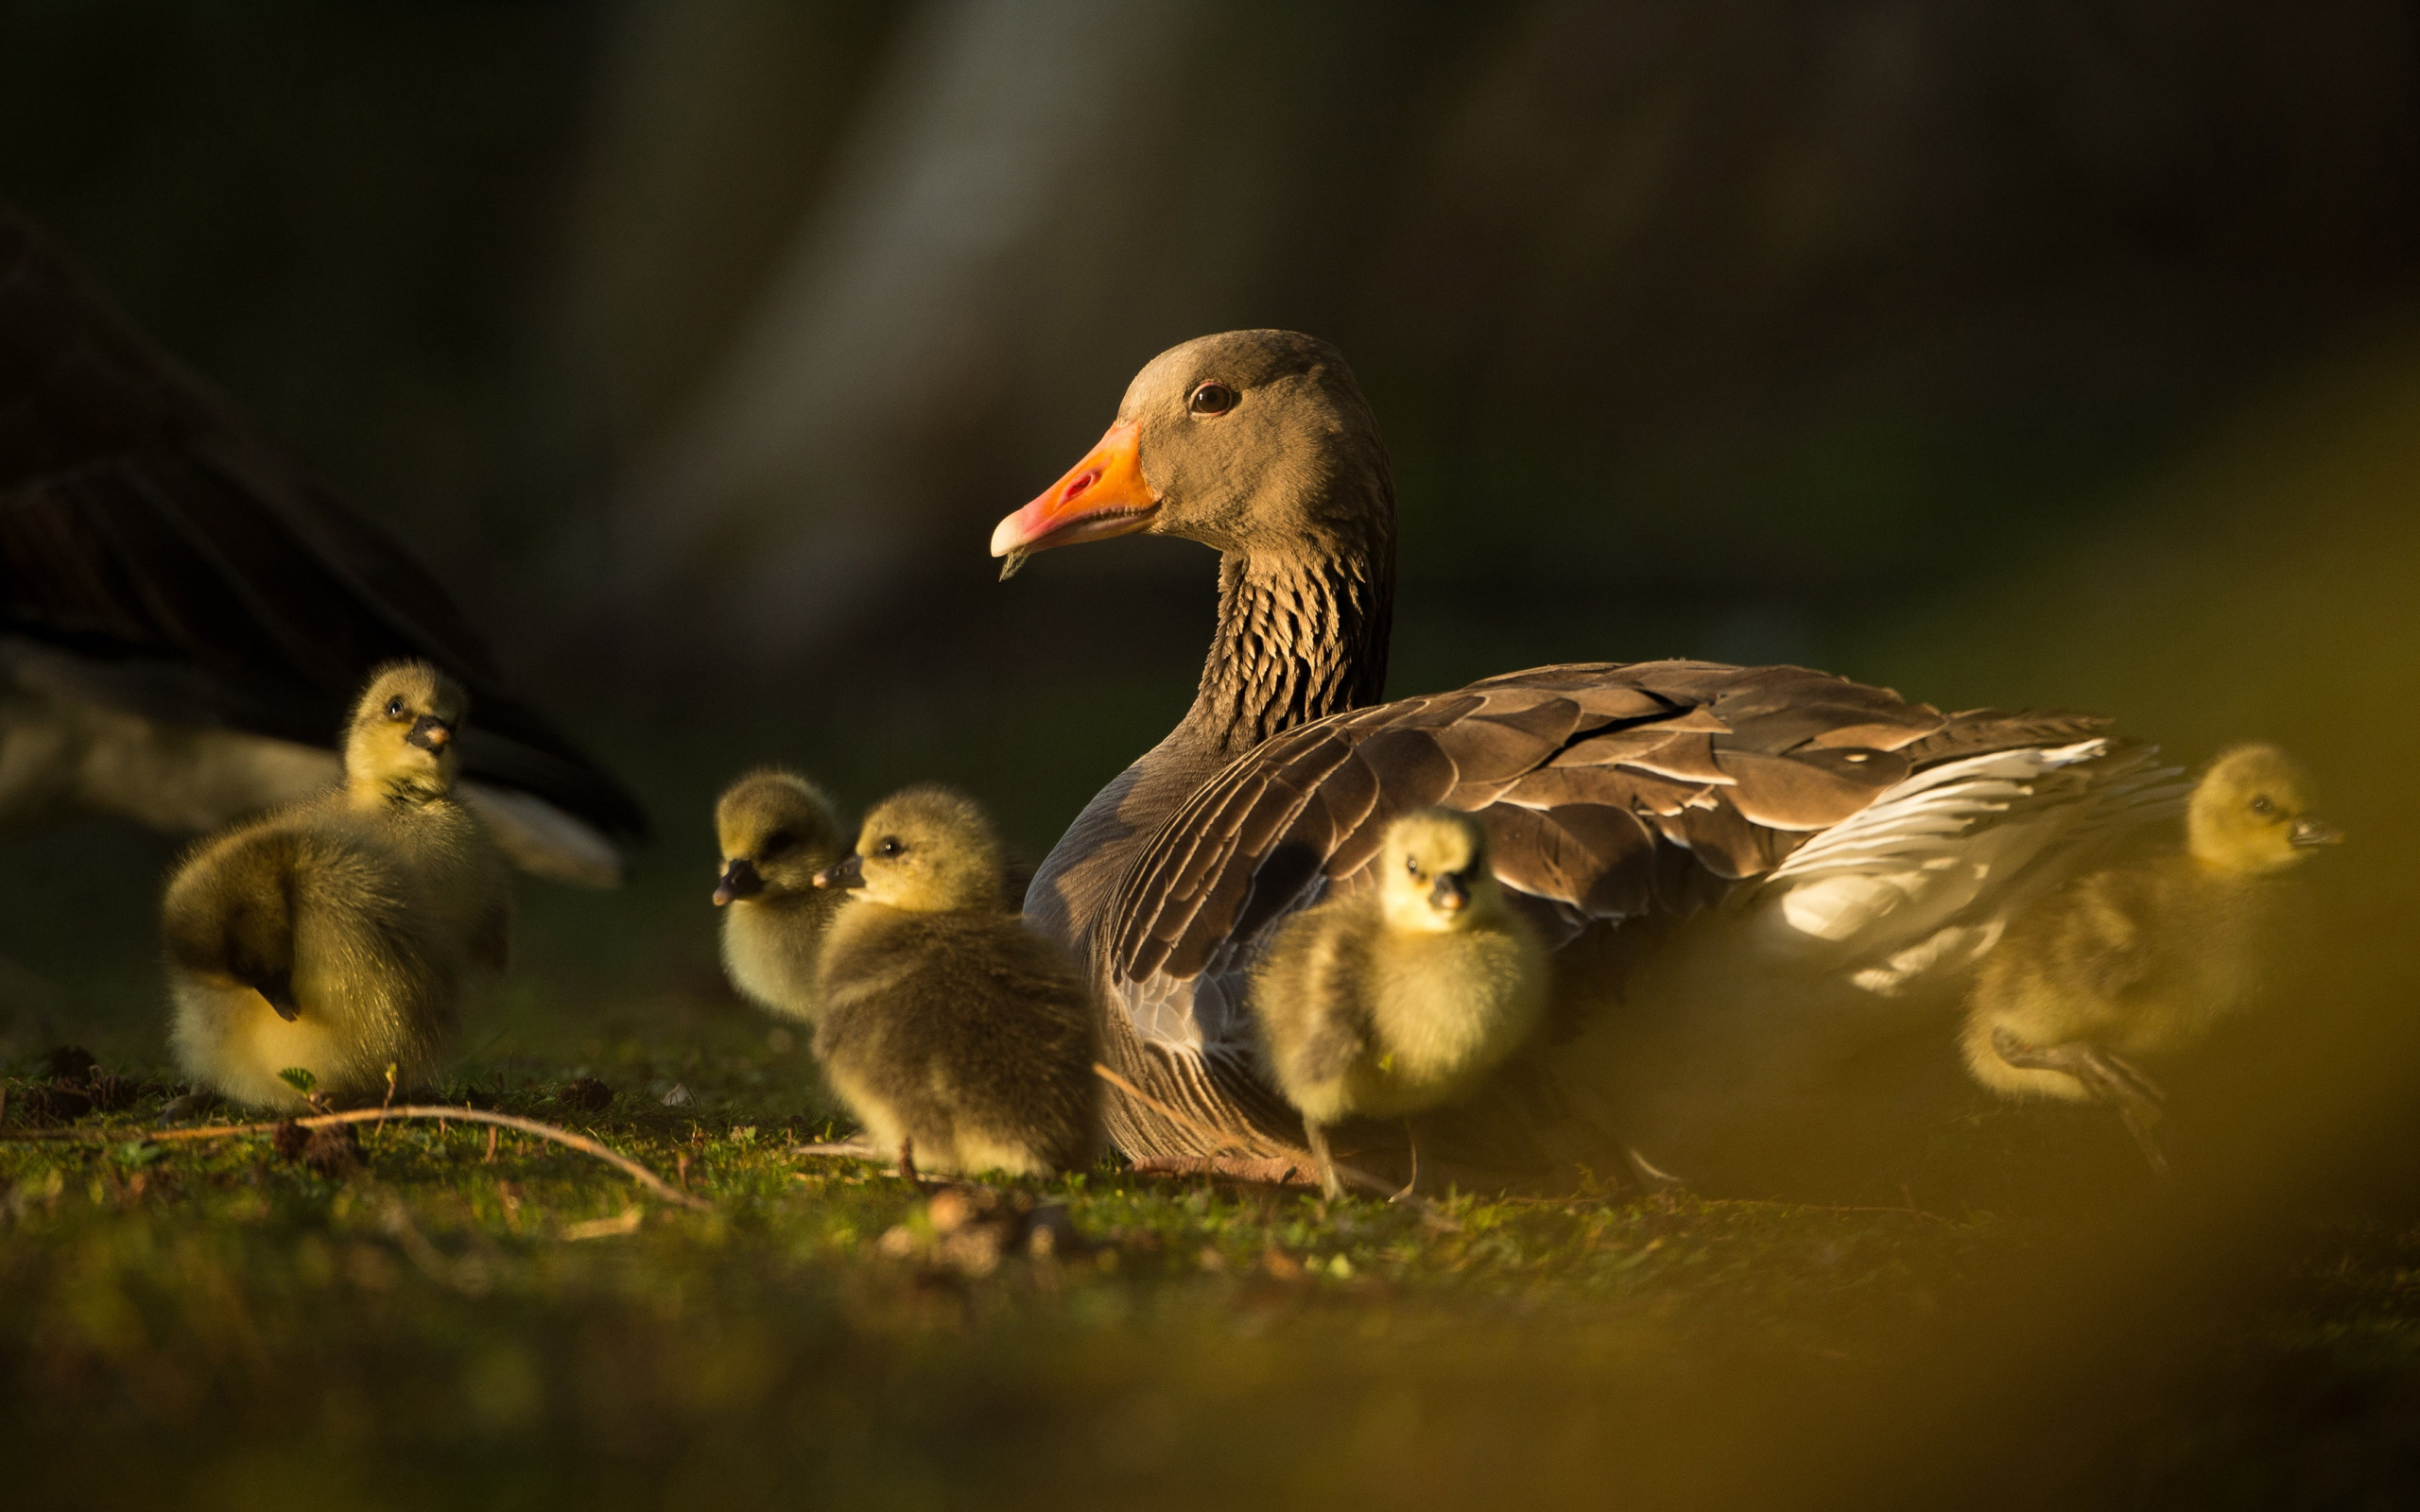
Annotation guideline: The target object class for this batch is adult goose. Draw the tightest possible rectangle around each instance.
[0,199,644,884]
[994,330,2178,1182]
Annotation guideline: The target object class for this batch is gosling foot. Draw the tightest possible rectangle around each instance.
[1305,1120,1344,1202]
[158,1090,222,1125]
[1991,1027,2170,1176]
[1390,1118,1422,1204]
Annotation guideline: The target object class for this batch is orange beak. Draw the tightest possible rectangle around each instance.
[990,420,1157,576]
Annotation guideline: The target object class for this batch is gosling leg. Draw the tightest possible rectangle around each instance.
[1991,1027,2170,1176]
[1305,1119,1343,1201]
[1391,1117,1421,1204]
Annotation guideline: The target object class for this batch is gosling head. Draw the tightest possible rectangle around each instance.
[343,661,467,803]
[714,769,846,907]
[1376,807,1506,934]
[2187,743,2342,875]
[813,784,1004,913]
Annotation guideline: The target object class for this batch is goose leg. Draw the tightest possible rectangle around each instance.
[1305,1119,1343,1201]
[1990,1027,2170,1176]
[1391,1117,1421,1203]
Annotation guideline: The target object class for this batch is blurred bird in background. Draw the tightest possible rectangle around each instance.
[0,200,646,885]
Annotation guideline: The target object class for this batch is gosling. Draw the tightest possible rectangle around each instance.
[164,662,510,1110]
[1963,742,2342,1171]
[809,784,1098,1177]
[1253,806,1550,1200]
[713,769,850,1022]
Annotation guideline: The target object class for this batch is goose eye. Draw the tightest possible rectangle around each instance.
[385,696,406,718]
[761,830,793,858]
[877,837,904,858]
[2249,795,2275,817]
[1187,382,1237,416]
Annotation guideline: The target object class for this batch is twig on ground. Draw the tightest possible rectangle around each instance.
[790,1139,888,1162]
[1130,1154,1317,1186]
[562,1207,644,1241]
[0,1105,709,1211]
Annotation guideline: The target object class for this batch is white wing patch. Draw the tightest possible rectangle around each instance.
[1746,738,2186,994]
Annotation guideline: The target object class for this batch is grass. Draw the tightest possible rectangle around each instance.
[8,1010,2420,1512]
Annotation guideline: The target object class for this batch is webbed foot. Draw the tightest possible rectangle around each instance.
[158,1090,221,1125]
[1991,1027,2170,1175]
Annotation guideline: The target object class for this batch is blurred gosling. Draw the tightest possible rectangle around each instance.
[1254,806,1550,1200]
[713,769,850,1022]
[164,662,510,1111]
[1963,742,2342,1171]
[809,784,1098,1177]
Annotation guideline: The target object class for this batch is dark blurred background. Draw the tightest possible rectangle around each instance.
[3,0,2418,1109]
[3,0,2417,1095]
[9,3,2420,1504]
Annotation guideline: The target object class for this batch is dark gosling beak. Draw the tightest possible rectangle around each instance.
[2290,816,2344,849]
[406,715,454,751]
[1429,872,1470,913]
[713,857,764,906]
[813,853,865,890]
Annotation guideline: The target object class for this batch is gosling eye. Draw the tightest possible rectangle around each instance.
[385,696,406,719]
[2249,795,2276,817]
[760,830,794,858]
[876,836,905,858]
[1187,381,1238,417]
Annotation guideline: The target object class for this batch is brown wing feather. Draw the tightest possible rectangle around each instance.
[1897,708,2113,765]
[1109,661,2011,987]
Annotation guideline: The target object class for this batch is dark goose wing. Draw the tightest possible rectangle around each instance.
[1098,660,2170,1158]
[0,199,646,867]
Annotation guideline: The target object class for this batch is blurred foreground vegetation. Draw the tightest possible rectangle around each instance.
[9,1049,2420,1511]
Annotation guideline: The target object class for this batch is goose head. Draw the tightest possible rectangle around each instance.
[714,769,846,907]
[991,329,1392,570]
[815,784,1005,913]
[344,661,466,803]
[2187,743,2342,874]
[1378,807,1508,935]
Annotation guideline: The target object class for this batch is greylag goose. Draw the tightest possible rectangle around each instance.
[1254,806,1549,1198]
[993,329,2180,1177]
[0,199,644,885]
[164,662,510,1110]
[808,785,1099,1177]
[1962,742,2340,1172]
[713,768,850,1023]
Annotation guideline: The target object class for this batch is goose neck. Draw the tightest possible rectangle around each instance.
[1183,544,1392,760]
